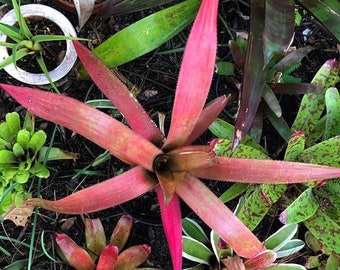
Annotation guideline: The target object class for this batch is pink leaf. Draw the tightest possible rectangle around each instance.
[73,41,164,145]
[115,244,151,270]
[56,233,96,270]
[176,173,265,258]
[156,186,182,270]
[190,157,340,183]
[27,167,157,214]
[244,250,277,270]
[185,95,230,145]
[0,84,162,171]
[164,0,219,150]
[96,245,118,270]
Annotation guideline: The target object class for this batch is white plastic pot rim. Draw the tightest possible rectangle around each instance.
[0,4,77,85]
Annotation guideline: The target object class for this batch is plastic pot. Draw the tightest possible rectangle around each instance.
[0,4,77,85]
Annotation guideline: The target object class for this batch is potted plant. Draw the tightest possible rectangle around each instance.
[0,0,78,86]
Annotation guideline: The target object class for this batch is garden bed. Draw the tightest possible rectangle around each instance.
[0,1,339,269]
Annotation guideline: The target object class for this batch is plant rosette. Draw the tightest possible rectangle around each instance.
[0,4,77,85]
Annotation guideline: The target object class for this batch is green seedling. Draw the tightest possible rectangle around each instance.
[0,111,78,215]
[56,215,156,270]
[0,0,85,90]
[182,217,305,270]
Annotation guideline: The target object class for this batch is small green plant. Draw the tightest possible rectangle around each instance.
[182,217,305,270]
[0,111,78,215]
[56,215,154,270]
[0,0,84,89]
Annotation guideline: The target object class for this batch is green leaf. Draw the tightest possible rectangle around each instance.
[182,218,209,244]
[213,138,269,159]
[284,131,305,161]
[0,122,11,141]
[12,143,25,158]
[5,112,21,138]
[304,209,340,253]
[13,170,30,184]
[299,136,340,167]
[77,0,200,79]
[0,47,30,70]
[291,59,339,144]
[29,161,49,178]
[325,252,340,270]
[182,236,213,265]
[209,118,267,154]
[0,22,23,42]
[12,0,33,40]
[275,239,305,259]
[324,87,340,140]
[0,150,16,163]
[264,224,298,251]
[237,184,286,230]
[296,0,340,43]
[28,130,47,155]
[219,183,248,203]
[280,188,319,224]
[262,84,282,117]
[215,61,234,76]
[16,129,30,151]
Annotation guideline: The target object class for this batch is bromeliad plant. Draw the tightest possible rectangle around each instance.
[2,0,340,268]
[57,215,153,270]
[182,217,305,270]
[0,111,78,215]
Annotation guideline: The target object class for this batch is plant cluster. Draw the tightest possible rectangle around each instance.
[182,217,305,270]
[0,0,339,269]
[56,215,154,270]
[0,111,78,215]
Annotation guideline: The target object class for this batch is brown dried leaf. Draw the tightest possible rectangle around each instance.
[3,203,34,226]
[221,255,246,270]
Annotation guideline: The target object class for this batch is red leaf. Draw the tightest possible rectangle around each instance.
[156,186,182,270]
[56,233,96,270]
[96,245,118,270]
[185,95,230,145]
[176,173,265,258]
[164,0,219,150]
[190,156,340,184]
[27,167,157,214]
[0,84,162,171]
[73,41,164,145]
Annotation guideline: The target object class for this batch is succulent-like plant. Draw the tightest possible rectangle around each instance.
[56,215,153,270]
[2,1,340,268]
[182,217,305,270]
[0,111,78,215]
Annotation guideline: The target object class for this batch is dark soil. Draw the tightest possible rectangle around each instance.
[0,1,339,269]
